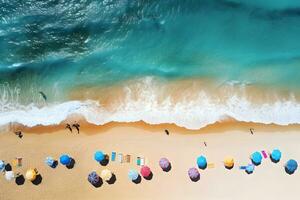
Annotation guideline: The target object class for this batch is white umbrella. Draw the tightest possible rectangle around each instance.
[5,171,15,181]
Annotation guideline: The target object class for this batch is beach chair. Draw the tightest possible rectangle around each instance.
[12,159,18,168]
[125,155,131,163]
[118,153,123,163]
[16,157,22,167]
[239,166,247,170]
[136,157,141,166]
[111,152,116,161]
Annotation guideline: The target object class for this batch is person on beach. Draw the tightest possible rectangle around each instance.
[72,123,80,134]
[204,141,207,147]
[14,131,23,139]
[250,128,254,135]
[165,129,169,135]
[65,124,72,133]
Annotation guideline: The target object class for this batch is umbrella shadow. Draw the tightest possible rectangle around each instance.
[66,158,75,169]
[100,155,109,166]
[162,164,172,172]
[144,172,153,181]
[225,164,234,170]
[132,175,142,184]
[285,167,295,175]
[15,175,25,185]
[270,157,280,163]
[107,174,117,185]
[51,160,58,168]
[190,175,200,182]
[5,163,12,171]
[92,178,103,188]
[32,174,43,185]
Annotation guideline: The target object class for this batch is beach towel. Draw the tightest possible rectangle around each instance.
[111,152,116,161]
[207,163,215,169]
[261,150,268,159]
[239,166,247,170]
[140,157,145,166]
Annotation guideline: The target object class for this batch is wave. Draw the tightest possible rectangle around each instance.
[1,78,300,130]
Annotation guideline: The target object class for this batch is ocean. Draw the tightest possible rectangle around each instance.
[1,0,300,129]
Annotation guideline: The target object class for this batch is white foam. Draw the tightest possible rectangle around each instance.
[1,78,300,130]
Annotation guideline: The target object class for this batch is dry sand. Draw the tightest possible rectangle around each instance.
[0,122,300,200]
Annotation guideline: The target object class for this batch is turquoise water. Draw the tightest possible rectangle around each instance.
[1,0,300,128]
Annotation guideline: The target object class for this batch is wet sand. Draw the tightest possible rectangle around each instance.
[0,122,300,200]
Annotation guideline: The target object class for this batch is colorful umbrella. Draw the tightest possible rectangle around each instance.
[5,171,15,181]
[140,166,151,178]
[25,169,37,181]
[188,167,200,181]
[88,171,100,185]
[45,157,55,167]
[270,149,281,163]
[0,160,5,171]
[100,169,112,181]
[197,155,207,169]
[251,152,262,165]
[128,169,139,181]
[159,158,171,171]
[224,157,234,169]
[285,159,298,174]
[60,154,71,165]
[94,151,105,162]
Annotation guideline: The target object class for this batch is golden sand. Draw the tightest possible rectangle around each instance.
[0,122,300,200]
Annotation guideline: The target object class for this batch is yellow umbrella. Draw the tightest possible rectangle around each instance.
[25,169,37,181]
[224,157,234,169]
[100,169,112,181]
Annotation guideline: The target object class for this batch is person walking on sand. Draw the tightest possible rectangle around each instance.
[14,131,23,139]
[65,124,72,133]
[250,128,254,135]
[204,141,207,147]
[72,123,80,134]
[165,129,169,135]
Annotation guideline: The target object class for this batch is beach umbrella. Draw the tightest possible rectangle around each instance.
[140,166,151,178]
[25,169,37,181]
[0,160,5,171]
[197,155,207,169]
[188,167,200,181]
[128,169,139,181]
[88,171,100,185]
[159,158,171,171]
[270,149,281,163]
[251,152,262,165]
[60,154,71,165]
[285,159,298,174]
[246,164,255,174]
[100,169,112,181]
[5,171,14,181]
[224,157,234,169]
[45,157,55,167]
[94,151,105,162]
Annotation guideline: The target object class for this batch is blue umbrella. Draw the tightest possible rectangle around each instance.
[285,159,298,174]
[94,151,105,162]
[270,149,281,163]
[251,152,262,165]
[246,164,255,174]
[45,157,55,167]
[128,169,139,181]
[60,154,71,165]
[88,171,100,185]
[0,160,5,171]
[197,155,207,169]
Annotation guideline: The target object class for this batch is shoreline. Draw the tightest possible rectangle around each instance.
[8,119,300,136]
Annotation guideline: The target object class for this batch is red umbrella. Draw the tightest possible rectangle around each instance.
[140,166,151,178]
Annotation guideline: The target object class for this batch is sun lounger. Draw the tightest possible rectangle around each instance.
[118,153,123,163]
[261,150,268,159]
[136,157,141,166]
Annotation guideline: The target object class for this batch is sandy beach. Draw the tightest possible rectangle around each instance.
[0,122,300,200]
